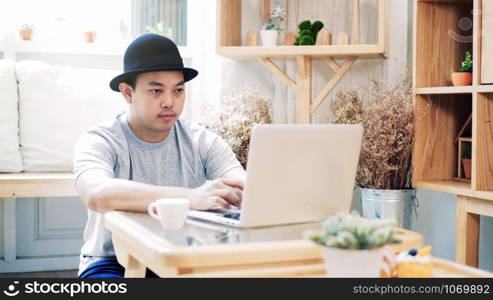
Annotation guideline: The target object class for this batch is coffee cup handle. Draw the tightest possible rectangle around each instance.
[148,202,159,220]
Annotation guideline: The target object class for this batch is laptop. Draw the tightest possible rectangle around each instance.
[187,124,363,228]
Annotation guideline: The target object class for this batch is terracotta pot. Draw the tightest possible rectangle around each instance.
[84,31,96,43]
[451,72,472,86]
[462,158,472,179]
[19,29,32,41]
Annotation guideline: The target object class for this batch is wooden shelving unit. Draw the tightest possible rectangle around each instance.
[413,0,493,268]
[216,0,388,124]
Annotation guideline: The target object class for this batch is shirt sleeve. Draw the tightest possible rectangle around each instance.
[199,129,243,180]
[73,131,116,187]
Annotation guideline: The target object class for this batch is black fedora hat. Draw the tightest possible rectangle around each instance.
[109,33,198,92]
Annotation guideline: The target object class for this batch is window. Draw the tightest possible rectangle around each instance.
[132,0,188,46]
[0,0,188,52]
[1,0,132,44]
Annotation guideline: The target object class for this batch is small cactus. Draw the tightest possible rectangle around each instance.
[306,211,400,249]
[294,20,324,46]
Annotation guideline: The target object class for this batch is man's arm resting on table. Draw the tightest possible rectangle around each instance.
[76,168,245,213]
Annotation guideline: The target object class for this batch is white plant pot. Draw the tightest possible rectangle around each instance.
[322,247,385,278]
[260,30,279,46]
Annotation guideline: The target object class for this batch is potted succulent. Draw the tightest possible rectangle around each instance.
[451,50,473,86]
[260,0,286,46]
[306,212,399,277]
[19,24,33,41]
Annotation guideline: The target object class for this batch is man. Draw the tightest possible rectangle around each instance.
[74,34,246,278]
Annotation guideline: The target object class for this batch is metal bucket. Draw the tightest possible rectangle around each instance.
[361,188,416,228]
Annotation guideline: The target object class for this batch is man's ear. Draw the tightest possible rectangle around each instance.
[119,82,133,104]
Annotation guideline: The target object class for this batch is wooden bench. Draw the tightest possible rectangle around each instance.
[0,172,77,263]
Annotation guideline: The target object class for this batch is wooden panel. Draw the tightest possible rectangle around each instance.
[217,0,241,47]
[296,56,312,124]
[415,1,473,87]
[476,93,493,190]
[455,196,480,267]
[413,94,471,181]
[481,0,493,83]
[0,173,76,198]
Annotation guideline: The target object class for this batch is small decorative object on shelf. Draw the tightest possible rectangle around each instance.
[294,20,324,46]
[336,32,349,45]
[19,24,33,41]
[306,211,399,277]
[315,28,332,45]
[396,246,433,278]
[451,50,473,86]
[284,31,295,46]
[246,31,258,46]
[146,22,173,40]
[84,31,96,43]
[260,0,285,46]
[454,114,472,183]
[462,155,472,179]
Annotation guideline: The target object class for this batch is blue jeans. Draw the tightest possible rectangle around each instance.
[79,258,158,278]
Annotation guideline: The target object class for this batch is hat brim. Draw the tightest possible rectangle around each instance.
[109,67,198,92]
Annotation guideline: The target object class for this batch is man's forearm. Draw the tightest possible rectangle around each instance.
[88,178,193,213]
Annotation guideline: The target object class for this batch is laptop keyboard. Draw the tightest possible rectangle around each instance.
[223,213,241,220]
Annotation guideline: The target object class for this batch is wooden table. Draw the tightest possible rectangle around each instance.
[104,211,493,278]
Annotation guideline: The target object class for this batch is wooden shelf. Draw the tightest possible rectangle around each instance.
[477,85,493,93]
[216,0,388,123]
[415,86,474,94]
[217,45,385,60]
[413,180,493,201]
[415,85,493,94]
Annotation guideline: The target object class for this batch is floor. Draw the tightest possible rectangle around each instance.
[0,270,78,278]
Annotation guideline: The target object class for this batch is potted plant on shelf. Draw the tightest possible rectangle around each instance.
[451,50,473,86]
[84,30,97,43]
[306,211,399,277]
[293,20,324,46]
[330,75,415,228]
[260,0,286,46]
[19,24,33,41]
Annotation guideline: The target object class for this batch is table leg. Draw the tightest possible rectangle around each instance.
[112,235,146,278]
[124,256,147,278]
[455,196,480,267]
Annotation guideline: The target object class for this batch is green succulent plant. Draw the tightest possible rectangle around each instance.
[459,50,473,73]
[294,20,324,46]
[306,211,400,249]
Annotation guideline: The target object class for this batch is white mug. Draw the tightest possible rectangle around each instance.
[147,198,190,230]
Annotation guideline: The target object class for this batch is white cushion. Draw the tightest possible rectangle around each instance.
[0,60,23,172]
[16,60,126,171]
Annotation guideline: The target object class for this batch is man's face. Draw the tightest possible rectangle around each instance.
[125,71,185,140]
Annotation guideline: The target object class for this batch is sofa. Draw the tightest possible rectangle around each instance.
[0,59,126,273]
[0,59,126,172]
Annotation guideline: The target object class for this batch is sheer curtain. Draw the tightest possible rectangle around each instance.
[132,0,188,46]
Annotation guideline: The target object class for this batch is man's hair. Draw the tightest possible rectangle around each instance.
[124,73,140,90]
